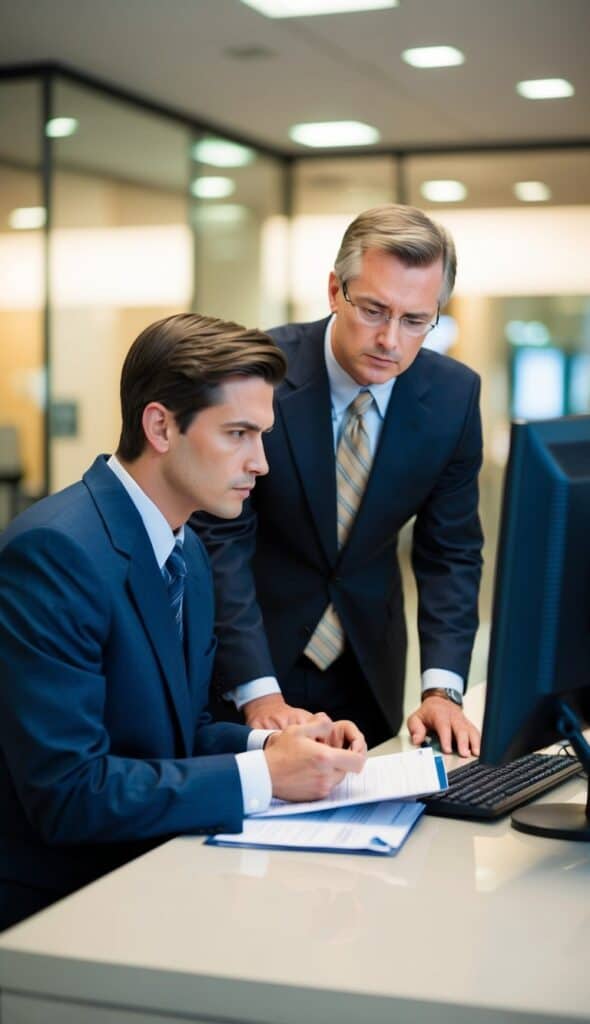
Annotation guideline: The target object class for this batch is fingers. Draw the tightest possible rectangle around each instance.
[436,719,453,755]
[410,698,481,758]
[321,745,366,775]
[297,712,334,742]
[244,699,316,731]
[329,719,367,755]
[407,711,427,747]
[249,709,312,730]
[465,721,481,758]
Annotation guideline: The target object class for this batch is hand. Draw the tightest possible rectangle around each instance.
[407,697,480,758]
[317,718,367,755]
[243,694,315,730]
[264,713,366,802]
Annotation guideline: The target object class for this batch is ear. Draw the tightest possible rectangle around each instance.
[142,402,174,454]
[328,271,340,314]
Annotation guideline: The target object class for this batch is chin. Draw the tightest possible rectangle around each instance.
[360,364,401,385]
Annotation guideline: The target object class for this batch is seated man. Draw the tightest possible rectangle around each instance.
[0,313,365,931]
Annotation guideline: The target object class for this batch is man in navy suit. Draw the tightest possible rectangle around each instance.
[193,205,483,754]
[0,313,365,931]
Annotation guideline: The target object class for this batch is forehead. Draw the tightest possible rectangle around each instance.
[353,248,443,306]
[203,375,275,428]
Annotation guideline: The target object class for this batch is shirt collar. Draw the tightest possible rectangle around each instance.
[107,454,184,570]
[323,315,395,419]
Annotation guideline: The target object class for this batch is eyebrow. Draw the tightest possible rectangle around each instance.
[356,293,433,317]
[222,419,274,433]
[223,420,259,430]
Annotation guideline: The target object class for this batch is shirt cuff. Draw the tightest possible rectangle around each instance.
[224,676,281,710]
[235,749,273,816]
[247,728,275,751]
[421,668,464,695]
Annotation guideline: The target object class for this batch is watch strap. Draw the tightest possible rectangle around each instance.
[421,686,463,708]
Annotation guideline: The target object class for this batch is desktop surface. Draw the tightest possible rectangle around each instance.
[0,689,589,1024]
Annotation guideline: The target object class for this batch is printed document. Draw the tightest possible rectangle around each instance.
[255,747,446,818]
[209,799,425,855]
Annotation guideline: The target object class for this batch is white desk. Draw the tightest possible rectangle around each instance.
[1,690,589,1024]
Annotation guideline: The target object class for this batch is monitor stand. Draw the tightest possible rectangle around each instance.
[511,701,590,841]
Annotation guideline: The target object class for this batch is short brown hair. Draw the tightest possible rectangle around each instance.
[334,203,456,306]
[117,313,286,461]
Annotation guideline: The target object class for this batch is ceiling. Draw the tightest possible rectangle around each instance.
[0,0,588,155]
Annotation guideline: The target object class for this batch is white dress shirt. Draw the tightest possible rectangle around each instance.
[225,315,463,708]
[107,455,272,815]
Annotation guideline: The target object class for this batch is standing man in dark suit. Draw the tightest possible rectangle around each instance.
[193,205,483,755]
[0,313,365,931]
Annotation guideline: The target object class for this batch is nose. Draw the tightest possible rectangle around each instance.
[375,316,402,349]
[246,436,269,477]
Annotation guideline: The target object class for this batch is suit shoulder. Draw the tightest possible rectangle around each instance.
[0,481,93,550]
[268,318,328,356]
[415,347,480,389]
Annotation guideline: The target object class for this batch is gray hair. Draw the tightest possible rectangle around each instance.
[334,203,456,306]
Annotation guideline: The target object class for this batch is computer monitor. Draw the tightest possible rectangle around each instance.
[480,415,590,840]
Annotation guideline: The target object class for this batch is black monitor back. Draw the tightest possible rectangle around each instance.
[481,415,590,765]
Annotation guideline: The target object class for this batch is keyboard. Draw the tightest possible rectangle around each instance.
[423,751,580,821]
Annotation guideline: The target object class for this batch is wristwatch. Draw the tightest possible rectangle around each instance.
[421,686,463,708]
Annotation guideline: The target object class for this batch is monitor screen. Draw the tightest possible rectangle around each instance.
[480,415,590,839]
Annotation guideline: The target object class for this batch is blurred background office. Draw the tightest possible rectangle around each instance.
[1,0,589,710]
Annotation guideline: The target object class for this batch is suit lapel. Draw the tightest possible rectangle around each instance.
[83,457,193,756]
[277,320,338,565]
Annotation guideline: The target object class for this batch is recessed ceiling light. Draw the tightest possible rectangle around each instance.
[45,117,79,138]
[420,180,467,203]
[190,177,236,199]
[516,78,574,100]
[402,46,465,69]
[513,181,552,202]
[192,138,254,168]
[241,0,398,16]
[8,206,47,230]
[289,121,380,148]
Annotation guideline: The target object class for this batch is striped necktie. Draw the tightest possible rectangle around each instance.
[304,389,374,670]
[163,540,187,644]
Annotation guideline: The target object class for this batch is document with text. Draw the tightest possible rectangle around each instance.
[209,799,425,856]
[256,747,447,818]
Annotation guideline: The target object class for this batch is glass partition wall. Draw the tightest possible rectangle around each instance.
[0,77,45,523]
[0,67,289,501]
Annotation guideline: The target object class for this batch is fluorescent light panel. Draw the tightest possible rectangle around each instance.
[191,177,236,199]
[9,207,46,230]
[192,138,254,167]
[516,78,574,99]
[289,121,380,147]
[241,0,397,16]
[420,180,467,203]
[514,181,552,202]
[46,117,79,138]
[402,46,464,68]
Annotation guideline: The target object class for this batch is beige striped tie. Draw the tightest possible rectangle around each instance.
[304,390,374,670]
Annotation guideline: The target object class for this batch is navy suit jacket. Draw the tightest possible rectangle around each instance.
[0,456,250,900]
[193,318,483,734]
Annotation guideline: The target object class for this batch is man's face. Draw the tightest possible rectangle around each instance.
[329,247,443,386]
[162,375,274,521]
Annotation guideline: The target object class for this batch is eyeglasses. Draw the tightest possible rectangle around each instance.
[341,281,440,338]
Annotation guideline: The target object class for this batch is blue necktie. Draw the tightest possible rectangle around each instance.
[163,540,187,644]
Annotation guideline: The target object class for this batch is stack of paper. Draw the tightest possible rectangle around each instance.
[209,748,447,856]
